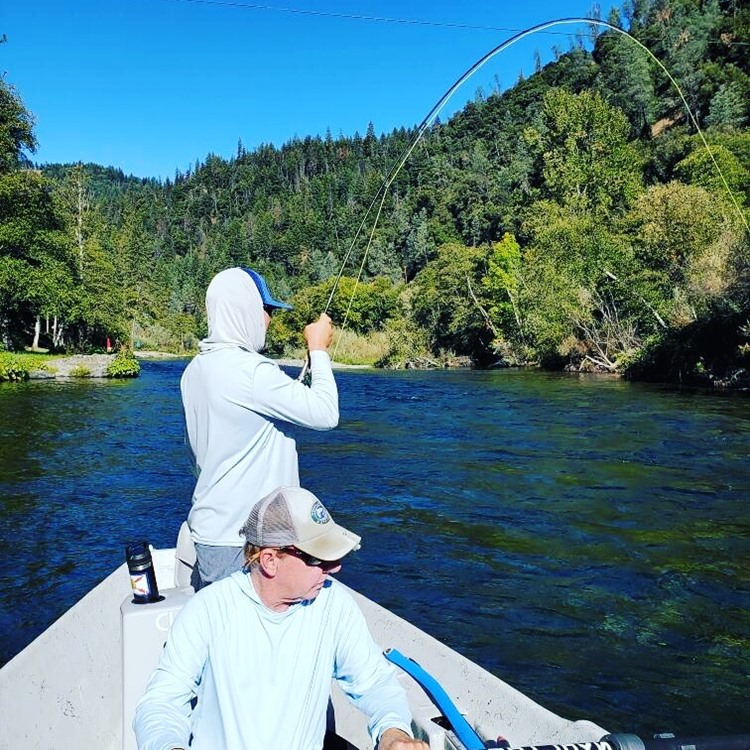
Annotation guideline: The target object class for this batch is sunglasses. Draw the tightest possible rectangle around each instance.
[281,547,342,570]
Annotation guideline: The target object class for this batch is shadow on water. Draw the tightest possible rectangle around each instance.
[1,362,750,737]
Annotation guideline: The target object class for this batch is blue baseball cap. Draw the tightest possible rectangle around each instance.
[241,268,293,311]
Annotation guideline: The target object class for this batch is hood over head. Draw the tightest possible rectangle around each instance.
[199,268,266,354]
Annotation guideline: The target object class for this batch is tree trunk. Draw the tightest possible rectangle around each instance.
[32,316,41,350]
[52,316,65,349]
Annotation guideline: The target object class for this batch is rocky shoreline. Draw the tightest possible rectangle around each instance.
[29,354,118,379]
[27,351,179,379]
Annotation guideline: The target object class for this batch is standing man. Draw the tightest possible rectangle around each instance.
[181,267,339,589]
[134,486,429,750]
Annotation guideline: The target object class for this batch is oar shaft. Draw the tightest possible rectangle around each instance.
[505,735,750,750]
[604,734,750,750]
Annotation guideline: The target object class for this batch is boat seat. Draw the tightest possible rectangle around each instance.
[121,587,193,750]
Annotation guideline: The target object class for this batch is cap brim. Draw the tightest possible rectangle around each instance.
[296,524,361,561]
[265,299,293,311]
[242,268,293,310]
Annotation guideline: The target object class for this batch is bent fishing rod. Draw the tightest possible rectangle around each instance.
[298,16,749,382]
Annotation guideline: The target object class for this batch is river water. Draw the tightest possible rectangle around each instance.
[1,359,749,738]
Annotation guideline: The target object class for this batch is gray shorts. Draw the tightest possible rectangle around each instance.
[192,543,245,590]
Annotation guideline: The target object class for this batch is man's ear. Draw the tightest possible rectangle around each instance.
[258,548,279,577]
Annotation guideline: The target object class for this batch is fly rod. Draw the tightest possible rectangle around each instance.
[299,15,748,382]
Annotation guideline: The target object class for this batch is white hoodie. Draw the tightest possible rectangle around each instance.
[180,268,339,546]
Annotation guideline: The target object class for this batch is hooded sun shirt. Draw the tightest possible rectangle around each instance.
[133,574,414,750]
[180,268,339,546]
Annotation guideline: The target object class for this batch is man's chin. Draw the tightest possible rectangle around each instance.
[301,579,332,603]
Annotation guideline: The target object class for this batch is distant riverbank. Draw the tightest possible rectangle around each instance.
[137,350,370,370]
[6,348,749,388]
[17,350,368,380]
[132,351,188,360]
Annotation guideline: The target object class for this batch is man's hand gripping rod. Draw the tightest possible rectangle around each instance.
[297,313,334,383]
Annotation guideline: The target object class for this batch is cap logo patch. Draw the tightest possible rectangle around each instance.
[310,500,330,525]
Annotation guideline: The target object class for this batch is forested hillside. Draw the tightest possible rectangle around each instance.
[2,0,749,386]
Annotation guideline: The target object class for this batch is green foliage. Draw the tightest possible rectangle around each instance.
[706,82,749,130]
[527,88,644,216]
[482,233,522,341]
[518,199,652,369]
[262,310,296,358]
[0,351,55,381]
[674,142,749,206]
[375,313,432,369]
[106,351,141,378]
[0,170,74,348]
[410,242,495,364]
[329,329,390,366]
[0,352,29,381]
[628,181,729,293]
[623,303,750,386]
[286,275,400,335]
[0,77,36,173]
[638,0,721,119]
[265,275,403,357]
[594,28,657,138]
[69,364,91,378]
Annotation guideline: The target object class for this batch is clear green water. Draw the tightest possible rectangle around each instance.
[1,360,749,738]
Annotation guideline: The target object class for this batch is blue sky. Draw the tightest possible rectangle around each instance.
[2,1,618,181]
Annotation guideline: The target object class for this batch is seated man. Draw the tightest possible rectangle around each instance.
[133,486,429,750]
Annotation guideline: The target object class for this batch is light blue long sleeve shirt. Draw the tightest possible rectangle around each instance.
[133,572,413,750]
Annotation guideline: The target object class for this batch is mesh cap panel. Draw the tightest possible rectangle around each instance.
[239,490,296,547]
[239,486,361,560]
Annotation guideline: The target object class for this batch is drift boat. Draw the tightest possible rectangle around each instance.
[0,538,606,750]
[0,539,623,750]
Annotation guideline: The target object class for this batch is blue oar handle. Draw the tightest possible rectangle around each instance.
[384,647,488,750]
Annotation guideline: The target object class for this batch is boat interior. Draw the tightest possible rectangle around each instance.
[0,527,607,750]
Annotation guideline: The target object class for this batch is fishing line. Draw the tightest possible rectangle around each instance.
[156,0,750,46]
[303,17,749,377]
[159,0,584,36]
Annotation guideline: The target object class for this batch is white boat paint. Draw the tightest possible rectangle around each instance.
[0,547,607,750]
